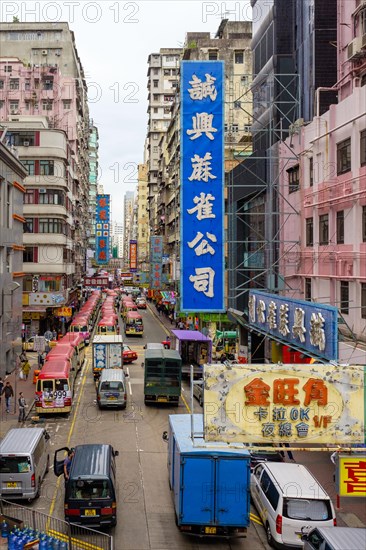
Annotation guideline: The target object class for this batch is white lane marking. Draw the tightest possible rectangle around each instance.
[55,425,60,433]
[128,381,132,395]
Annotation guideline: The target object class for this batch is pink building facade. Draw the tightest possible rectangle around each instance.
[279,0,366,363]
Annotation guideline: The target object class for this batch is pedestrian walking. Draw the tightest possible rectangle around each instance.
[19,350,27,364]
[1,381,14,413]
[18,392,27,422]
[0,377,3,405]
[168,312,174,324]
[21,360,31,381]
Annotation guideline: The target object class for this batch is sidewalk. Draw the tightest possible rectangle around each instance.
[0,352,39,438]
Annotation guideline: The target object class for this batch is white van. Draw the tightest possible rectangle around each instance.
[250,462,336,548]
[96,368,127,409]
[0,428,50,501]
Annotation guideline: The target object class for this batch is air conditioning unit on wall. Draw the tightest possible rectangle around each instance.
[42,49,48,56]
[347,37,363,60]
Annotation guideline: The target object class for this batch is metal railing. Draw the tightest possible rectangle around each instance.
[0,499,112,550]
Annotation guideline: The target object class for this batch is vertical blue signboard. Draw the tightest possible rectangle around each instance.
[150,236,163,290]
[96,194,110,265]
[180,61,225,312]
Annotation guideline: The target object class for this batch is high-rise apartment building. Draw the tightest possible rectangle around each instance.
[0,139,28,375]
[137,163,149,273]
[111,221,124,259]
[0,22,92,332]
[87,123,99,269]
[146,48,182,233]
[123,191,134,268]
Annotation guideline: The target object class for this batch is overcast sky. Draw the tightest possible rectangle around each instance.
[3,1,252,221]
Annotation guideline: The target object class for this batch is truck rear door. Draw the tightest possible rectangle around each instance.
[181,457,214,525]
[216,457,250,527]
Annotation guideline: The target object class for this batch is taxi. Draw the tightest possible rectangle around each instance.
[123,344,138,363]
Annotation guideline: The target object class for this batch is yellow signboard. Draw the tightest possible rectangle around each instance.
[203,364,365,444]
[338,455,366,497]
[54,307,72,317]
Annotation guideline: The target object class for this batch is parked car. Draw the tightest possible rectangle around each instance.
[22,336,53,351]
[244,443,284,470]
[136,298,147,309]
[123,344,138,363]
[193,379,204,406]
[302,526,366,550]
[250,462,336,548]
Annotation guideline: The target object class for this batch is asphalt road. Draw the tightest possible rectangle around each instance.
[26,306,270,550]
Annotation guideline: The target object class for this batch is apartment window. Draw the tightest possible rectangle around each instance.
[153,80,159,88]
[0,101,4,109]
[235,51,244,64]
[0,80,4,89]
[38,278,60,292]
[171,81,178,88]
[319,214,329,244]
[362,283,366,319]
[164,69,170,76]
[208,50,218,60]
[23,247,38,263]
[39,218,65,233]
[234,100,241,109]
[5,248,11,273]
[62,99,72,109]
[306,218,313,246]
[361,129,366,167]
[164,107,170,114]
[153,146,158,153]
[153,94,159,101]
[25,100,30,110]
[164,95,173,102]
[340,281,349,315]
[39,160,54,176]
[153,69,158,75]
[22,160,35,175]
[24,190,35,204]
[10,100,19,113]
[39,190,63,205]
[4,65,12,73]
[232,124,239,133]
[153,107,158,113]
[336,210,344,244]
[42,100,53,111]
[6,184,11,227]
[9,79,19,90]
[309,157,313,187]
[24,218,34,233]
[42,78,53,90]
[224,124,228,133]
[24,79,31,90]
[337,138,351,175]
[288,164,300,193]
[363,206,366,242]
[305,278,312,301]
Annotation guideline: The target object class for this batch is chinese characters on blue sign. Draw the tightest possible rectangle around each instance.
[150,236,163,290]
[248,290,338,361]
[180,61,225,312]
[96,195,110,265]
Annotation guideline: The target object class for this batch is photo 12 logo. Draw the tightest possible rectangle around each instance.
[1,2,140,24]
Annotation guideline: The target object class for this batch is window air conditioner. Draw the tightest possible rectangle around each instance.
[39,188,47,193]
[23,141,30,146]
[42,50,48,56]
[347,37,363,60]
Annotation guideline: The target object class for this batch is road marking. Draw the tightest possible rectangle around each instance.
[126,367,132,395]
[250,512,263,525]
[181,392,191,413]
[48,356,90,520]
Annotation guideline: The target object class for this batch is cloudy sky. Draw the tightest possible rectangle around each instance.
[3,1,252,220]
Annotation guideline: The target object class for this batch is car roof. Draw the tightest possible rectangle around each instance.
[70,444,113,478]
[0,428,46,454]
[310,527,366,548]
[259,463,329,499]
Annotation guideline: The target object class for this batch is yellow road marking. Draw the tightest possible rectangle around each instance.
[181,392,191,413]
[250,512,263,525]
[48,530,104,550]
[48,357,90,519]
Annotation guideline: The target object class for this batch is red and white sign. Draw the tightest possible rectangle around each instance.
[84,277,109,287]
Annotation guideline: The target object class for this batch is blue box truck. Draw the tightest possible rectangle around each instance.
[167,414,251,537]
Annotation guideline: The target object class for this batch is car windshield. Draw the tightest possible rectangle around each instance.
[100,381,123,391]
[283,498,332,521]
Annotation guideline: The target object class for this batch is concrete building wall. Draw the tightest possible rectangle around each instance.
[137,163,149,272]
[0,141,27,376]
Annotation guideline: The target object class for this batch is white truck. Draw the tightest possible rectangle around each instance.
[92,334,123,380]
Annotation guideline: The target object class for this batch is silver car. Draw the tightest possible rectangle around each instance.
[193,379,203,406]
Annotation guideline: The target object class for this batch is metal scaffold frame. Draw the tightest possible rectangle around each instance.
[225,72,301,309]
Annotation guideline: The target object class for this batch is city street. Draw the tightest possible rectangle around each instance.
[1,304,364,550]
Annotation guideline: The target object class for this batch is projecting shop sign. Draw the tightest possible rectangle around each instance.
[150,236,163,290]
[96,195,110,265]
[180,60,224,312]
[337,454,366,497]
[130,240,137,272]
[203,364,366,444]
[248,290,338,361]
